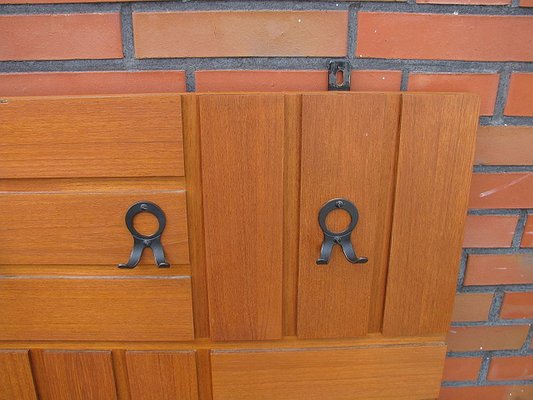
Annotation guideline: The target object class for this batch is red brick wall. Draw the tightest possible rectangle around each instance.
[0,1,532,397]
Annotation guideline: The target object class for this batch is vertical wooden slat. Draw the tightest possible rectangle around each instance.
[32,350,117,400]
[383,93,480,336]
[125,351,198,400]
[297,93,400,339]
[0,350,37,400]
[200,94,284,341]
[182,94,210,338]
[283,94,302,337]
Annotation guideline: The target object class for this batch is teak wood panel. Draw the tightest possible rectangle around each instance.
[297,93,400,338]
[210,344,446,400]
[0,351,37,400]
[200,94,284,341]
[383,93,480,336]
[0,277,194,341]
[32,350,117,400]
[0,190,189,265]
[125,351,199,400]
[0,95,184,179]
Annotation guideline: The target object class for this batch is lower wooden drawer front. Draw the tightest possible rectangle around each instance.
[0,349,199,400]
[211,344,446,400]
[0,277,194,341]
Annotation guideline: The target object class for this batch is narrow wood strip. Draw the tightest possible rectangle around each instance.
[111,350,131,400]
[195,349,214,400]
[0,177,185,193]
[282,93,302,336]
[0,334,445,351]
[0,264,191,277]
[182,94,210,339]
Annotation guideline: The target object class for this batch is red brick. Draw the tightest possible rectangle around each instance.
[0,14,122,61]
[523,215,533,248]
[442,357,482,381]
[133,11,348,58]
[0,71,186,96]
[356,13,533,62]
[521,0,533,6]
[488,356,533,381]
[350,70,402,91]
[463,215,518,248]
[195,70,327,92]
[439,385,533,400]
[475,126,533,166]
[464,254,533,286]
[452,293,493,322]
[195,70,402,93]
[469,173,533,209]
[447,325,530,351]
[505,73,533,117]
[501,292,533,319]
[418,0,509,4]
[407,73,498,116]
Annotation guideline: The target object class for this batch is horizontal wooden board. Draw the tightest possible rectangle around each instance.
[0,95,184,178]
[0,190,189,265]
[126,351,198,400]
[0,351,36,400]
[0,277,194,341]
[211,344,446,400]
[32,350,117,400]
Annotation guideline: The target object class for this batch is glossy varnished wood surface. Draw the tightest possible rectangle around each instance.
[200,94,284,341]
[32,350,117,400]
[383,93,480,336]
[0,277,194,341]
[210,343,446,400]
[182,95,210,338]
[297,93,400,338]
[0,350,36,400]
[0,95,184,179]
[0,189,189,265]
[126,351,199,400]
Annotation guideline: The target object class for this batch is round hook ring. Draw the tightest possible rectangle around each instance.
[318,198,359,237]
[124,201,166,240]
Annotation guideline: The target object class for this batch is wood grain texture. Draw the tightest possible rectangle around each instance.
[0,190,189,265]
[195,349,214,400]
[297,93,400,338]
[282,94,302,336]
[200,94,284,341]
[0,350,37,400]
[211,344,446,400]
[126,351,198,400]
[383,93,480,336]
[0,95,184,178]
[182,94,210,338]
[0,277,194,341]
[32,350,117,400]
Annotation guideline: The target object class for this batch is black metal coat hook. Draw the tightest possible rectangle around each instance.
[118,201,170,269]
[316,198,368,265]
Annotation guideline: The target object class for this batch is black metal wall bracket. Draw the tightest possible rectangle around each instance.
[328,60,351,91]
[316,198,368,265]
[118,201,170,269]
